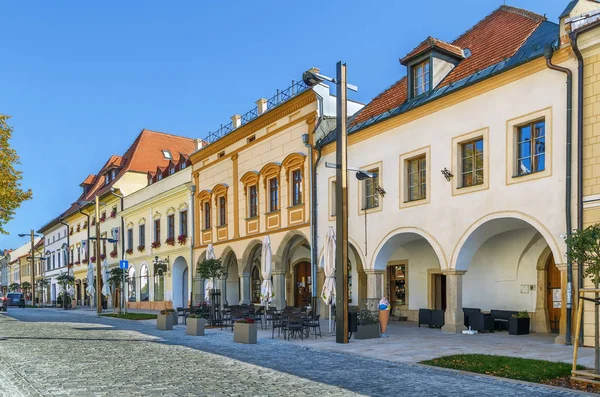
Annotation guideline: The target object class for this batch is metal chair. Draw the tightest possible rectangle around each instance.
[304,314,321,339]
[271,314,285,339]
[287,315,304,340]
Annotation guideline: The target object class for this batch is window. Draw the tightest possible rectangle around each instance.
[77,247,81,264]
[154,266,166,301]
[204,201,211,229]
[127,229,133,251]
[251,266,262,304]
[154,219,161,243]
[139,224,146,248]
[248,185,258,218]
[218,151,225,158]
[461,138,484,187]
[517,120,545,176]
[247,135,256,143]
[387,262,407,307]
[102,237,106,256]
[167,214,175,239]
[169,167,175,175]
[180,162,186,170]
[413,60,430,96]
[407,156,426,201]
[219,197,226,226]
[363,169,379,210]
[292,170,302,206]
[128,267,136,302]
[162,149,172,160]
[140,264,149,301]
[70,247,74,265]
[330,180,337,217]
[269,178,279,212]
[179,210,188,236]
[157,173,163,181]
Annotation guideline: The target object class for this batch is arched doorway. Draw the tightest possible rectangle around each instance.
[171,256,188,309]
[251,265,262,304]
[294,261,311,308]
[223,251,240,305]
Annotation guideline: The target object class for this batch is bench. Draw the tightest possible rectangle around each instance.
[176,307,191,324]
[490,310,518,331]
[418,309,445,328]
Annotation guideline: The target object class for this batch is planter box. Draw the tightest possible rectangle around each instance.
[170,312,178,326]
[157,314,173,330]
[508,317,530,335]
[234,322,257,344]
[355,324,380,339]
[186,318,206,336]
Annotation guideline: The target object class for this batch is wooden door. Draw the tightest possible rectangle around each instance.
[547,256,561,333]
[433,274,447,311]
[294,262,311,307]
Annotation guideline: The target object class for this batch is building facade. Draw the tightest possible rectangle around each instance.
[38,218,69,304]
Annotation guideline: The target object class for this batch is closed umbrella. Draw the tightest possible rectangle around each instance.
[86,260,95,306]
[260,236,273,309]
[101,259,111,297]
[204,244,215,301]
[321,226,336,332]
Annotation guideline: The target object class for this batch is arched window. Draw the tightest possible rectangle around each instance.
[154,268,165,301]
[128,267,136,302]
[140,264,149,302]
[251,266,262,304]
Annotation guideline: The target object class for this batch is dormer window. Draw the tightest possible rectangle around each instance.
[162,150,172,160]
[413,60,431,97]
[157,173,163,181]
[180,162,186,170]
[169,167,175,175]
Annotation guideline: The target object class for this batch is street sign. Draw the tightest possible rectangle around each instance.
[119,260,128,269]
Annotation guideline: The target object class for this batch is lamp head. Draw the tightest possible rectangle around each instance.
[18,234,27,237]
[302,68,323,87]
[356,171,376,181]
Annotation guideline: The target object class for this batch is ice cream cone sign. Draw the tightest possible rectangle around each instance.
[378,297,391,338]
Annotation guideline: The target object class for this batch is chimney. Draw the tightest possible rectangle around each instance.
[256,98,268,114]
[231,114,242,129]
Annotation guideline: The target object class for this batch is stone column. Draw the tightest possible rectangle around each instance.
[365,269,385,301]
[534,267,550,334]
[239,272,251,304]
[272,271,286,310]
[441,270,466,334]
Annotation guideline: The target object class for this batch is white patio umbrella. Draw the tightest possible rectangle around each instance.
[260,236,273,309]
[86,260,95,307]
[101,259,111,297]
[321,226,336,332]
[204,244,216,301]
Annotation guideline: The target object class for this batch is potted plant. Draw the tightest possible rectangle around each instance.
[165,237,175,246]
[234,318,257,344]
[100,213,106,223]
[56,271,75,310]
[126,248,133,255]
[177,234,188,245]
[91,219,96,226]
[76,224,81,232]
[82,221,88,229]
[186,314,206,336]
[509,311,530,335]
[100,253,106,260]
[355,309,380,339]
[90,256,96,263]
[110,210,117,218]
[137,245,145,252]
[151,241,161,249]
[157,309,175,330]
[110,250,118,258]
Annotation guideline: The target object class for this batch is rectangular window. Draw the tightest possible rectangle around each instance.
[154,219,161,243]
[461,138,484,187]
[407,156,426,201]
[413,60,430,96]
[269,178,279,212]
[77,247,81,263]
[219,197,226,226]
[70,247,74,265]
[249,185,258,218]
[292,170,302,206]
[218,151,225,158]
[167,214,175,239]
[127,229,133,251]
[330,180,337,217]
[363,169,379,210]
[517,120,545,176]
[102,238,106,256]
[204,202,211,229]
[179,211,188,236]
[139,224,145,247]
[247,135,256,143]
[388,263,407,307]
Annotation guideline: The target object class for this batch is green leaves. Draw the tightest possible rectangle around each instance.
[56,271,75,290]
[196,258,224,280]
[0,115,32,235]
[108,268,128,288]
[566,224,600,285]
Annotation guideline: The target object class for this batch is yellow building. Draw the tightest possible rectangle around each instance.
[191,81,362,308]
[121,155,194,311]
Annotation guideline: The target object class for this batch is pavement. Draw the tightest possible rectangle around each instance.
[0,308,591,396]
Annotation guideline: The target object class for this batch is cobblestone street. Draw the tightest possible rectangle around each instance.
[0,309,587,396]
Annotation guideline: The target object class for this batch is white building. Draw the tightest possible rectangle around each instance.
[38,216,69,304]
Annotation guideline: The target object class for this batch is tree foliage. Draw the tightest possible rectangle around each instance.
[196,258,224,280]
[20,281,31,292]
[8,282,20,292]
[0,115,32,234]
[56,271,74,293]
[36,277,49,290]
[566,224,600,285]
[108,268,128,290]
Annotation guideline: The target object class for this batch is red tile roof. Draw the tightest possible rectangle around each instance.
[81,174,96,186]
[400,36,464,65]
[351,5,545,126]
[63,129,196,216]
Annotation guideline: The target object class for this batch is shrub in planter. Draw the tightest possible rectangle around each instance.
[160,308,178,325]
[177,234,188,245]
[509,311,530,335]
[186,315,206,336]
[151,241,161,249]
[110,250,118,258]
[165,237,175,246]
[355,309,380,339]
[100,254,106,260]
[157,309,175,330]
[126,248,133,255]
[234,318,257,344]
[137,245,145,252]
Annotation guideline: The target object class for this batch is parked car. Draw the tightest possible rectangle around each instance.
[0,295,7,311]
[6,293,25,308]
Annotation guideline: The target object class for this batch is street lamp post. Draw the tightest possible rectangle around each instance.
[95,196,102,314]
[18,230,40,306]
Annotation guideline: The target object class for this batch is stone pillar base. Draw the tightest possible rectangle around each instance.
[442,324,467,334]
[554,334,571,345]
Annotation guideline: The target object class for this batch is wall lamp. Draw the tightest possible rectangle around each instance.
[441,168,454,182]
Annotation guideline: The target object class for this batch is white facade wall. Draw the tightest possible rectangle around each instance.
[43,223,69,301]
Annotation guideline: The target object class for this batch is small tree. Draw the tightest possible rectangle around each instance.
[20,281,31,301]
[196,258,224,289]
[108,268,128,314]
[8,282,19,292]
[56,272,75,309]
[36,278,50,305]
[566,224,600,374]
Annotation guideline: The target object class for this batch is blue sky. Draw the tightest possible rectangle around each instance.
[0,0,567,249]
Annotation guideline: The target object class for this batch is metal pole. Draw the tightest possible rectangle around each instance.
[335,61,349,344]
[96,196,103,314]
[30,230,36,306]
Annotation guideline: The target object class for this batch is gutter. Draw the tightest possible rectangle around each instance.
[543,44,573,345]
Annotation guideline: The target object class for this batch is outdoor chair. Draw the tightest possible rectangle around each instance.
[252,306,265,329]
[287,315,304,340]
[304,314,321,339]
[468,312,495,333]
[271,314,285,339]
[265,308,277,328]
[490,310,518,331]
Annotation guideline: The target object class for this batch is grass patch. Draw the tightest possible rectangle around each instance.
[99,313,157,320]
[421,354,585,383]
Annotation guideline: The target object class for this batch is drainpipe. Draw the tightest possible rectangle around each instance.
[303,115,323,318]
[58,217,70,310]
[543,44,573,346]
[189,184,196,307]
